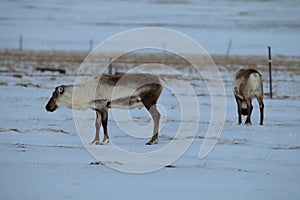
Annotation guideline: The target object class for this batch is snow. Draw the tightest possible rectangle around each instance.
[0,0,299,55]
[1,60,300,199]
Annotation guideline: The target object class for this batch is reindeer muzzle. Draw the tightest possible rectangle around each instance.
[45,97,57,112]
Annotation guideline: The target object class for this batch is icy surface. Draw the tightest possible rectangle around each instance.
[0,60,299,199]
[0,0,299,55]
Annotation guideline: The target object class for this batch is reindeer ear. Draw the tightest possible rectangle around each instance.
[57,86,64,94]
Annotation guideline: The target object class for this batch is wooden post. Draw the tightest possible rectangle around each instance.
[108,58,113,75]
[225,39,233,67]
[19,34,23,51]
[89,39,93,51]
[268,46,272,99]
[226,38,233,55]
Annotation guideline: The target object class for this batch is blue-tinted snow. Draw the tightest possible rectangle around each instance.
[0,64,300,199]
[0,0,299,55]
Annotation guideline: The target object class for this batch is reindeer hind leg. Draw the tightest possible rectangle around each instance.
[142,96,161,145]
[146,104,160,145]
[235,96,242,125]
[140,84,162,145]
[257,97,264,125]
[244,99,253,125]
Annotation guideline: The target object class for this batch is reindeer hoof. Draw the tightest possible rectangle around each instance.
[90,140,101,145]
[101,138,110,145]
[245,122,251,126]
[146,139,158,145]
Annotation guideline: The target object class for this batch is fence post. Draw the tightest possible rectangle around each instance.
[226,38,233,55]
[108,58,113,75]
[19,34,23,51]
[89,39,93,51]
[268,46,272,99]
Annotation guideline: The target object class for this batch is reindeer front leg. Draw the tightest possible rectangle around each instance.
[100,109,110,144]
[91,110,102,145]
[89,100,110,145]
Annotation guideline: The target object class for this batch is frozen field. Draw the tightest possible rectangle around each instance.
[0,50,299,199]
[0,0,300,55]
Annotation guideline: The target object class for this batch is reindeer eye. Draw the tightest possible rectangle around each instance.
[56,86,64,94]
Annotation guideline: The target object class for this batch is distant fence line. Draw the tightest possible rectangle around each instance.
[17,34,96,52]
[17,35,235,54]
[3,46,300,100]
[1,48,299,69]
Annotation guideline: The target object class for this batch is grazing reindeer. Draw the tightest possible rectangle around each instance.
[233,68,264,125]
[45,73,162,145]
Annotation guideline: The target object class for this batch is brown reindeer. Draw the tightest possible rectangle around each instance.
[45,73,162,145]
[233,68,264,125]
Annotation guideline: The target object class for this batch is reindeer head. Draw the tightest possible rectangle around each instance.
[46,84,91,112]
[45,86,66,112]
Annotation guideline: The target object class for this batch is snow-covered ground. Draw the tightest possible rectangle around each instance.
[0,56,299,199]
[0,0,300,55]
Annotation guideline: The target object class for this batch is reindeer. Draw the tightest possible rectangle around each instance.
[233,68,264,125]
[45,73,162,145]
